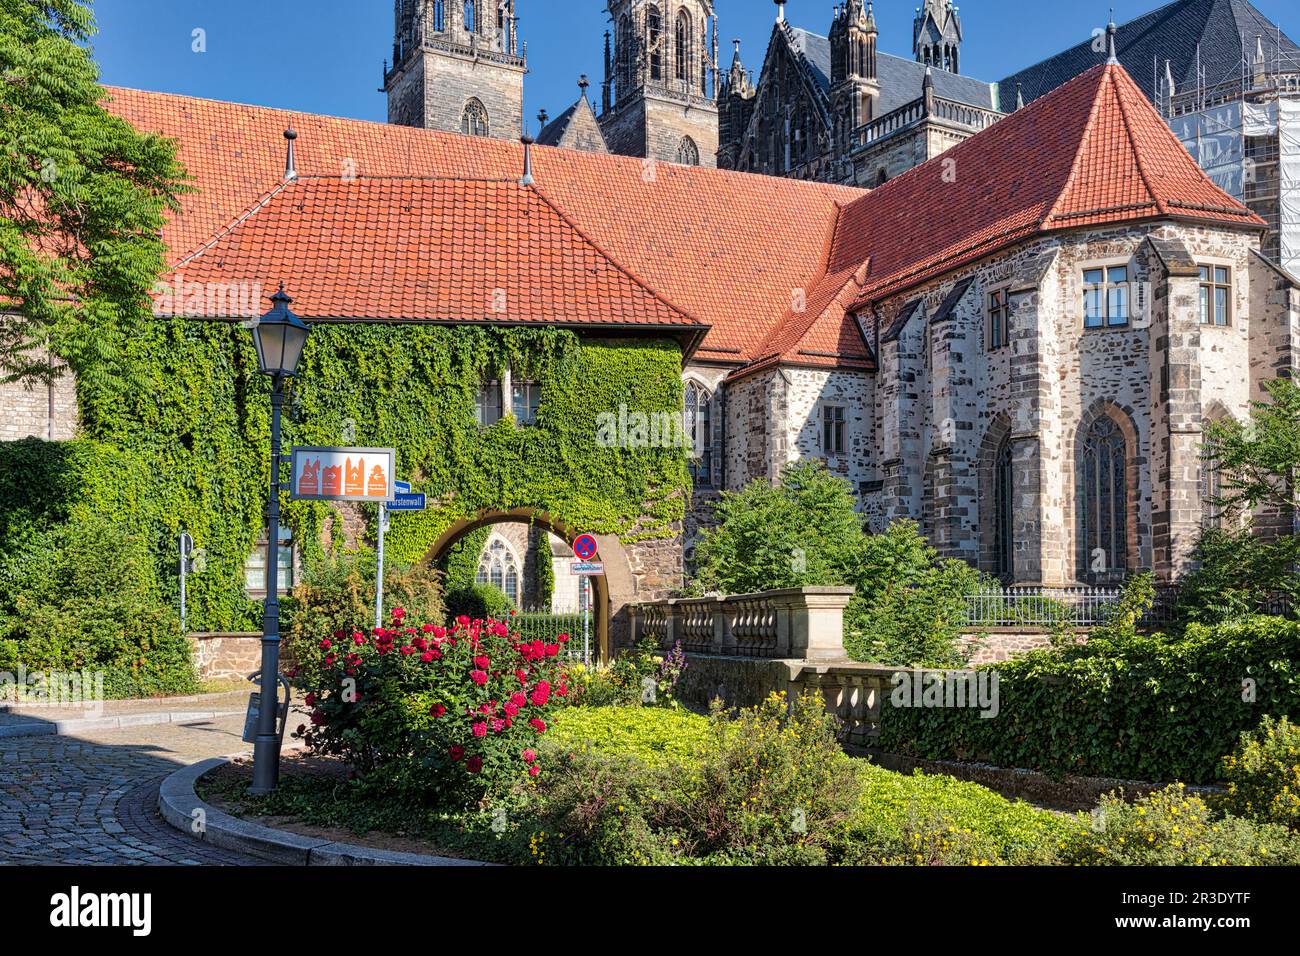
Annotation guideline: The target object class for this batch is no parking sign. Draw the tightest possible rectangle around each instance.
[572,534,599,561]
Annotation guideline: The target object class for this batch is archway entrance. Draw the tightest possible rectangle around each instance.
[423,508,637,662]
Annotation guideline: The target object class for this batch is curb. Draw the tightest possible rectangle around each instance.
[0,688,251,714]
[158,755,494,866]
[0,710,244,739]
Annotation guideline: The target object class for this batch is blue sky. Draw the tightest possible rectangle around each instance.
[91,0,1297,127]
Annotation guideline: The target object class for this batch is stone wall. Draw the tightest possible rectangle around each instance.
[0,358,78,442]
[387,46,526,141]
[188,633,263,682]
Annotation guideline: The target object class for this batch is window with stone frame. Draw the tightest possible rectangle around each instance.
[463,0,476,32]
[1200,436,1227,529]
[674,11,690,83]
[1199,265,1232,326]
[476,537,521,604]
[461,98,489,137]
[431,0,445,32]
[988,287,1011,350]
[1083,265,1130,328]
[677,136,700,166]
[244,529,295,596]
[684,380,716,487]
[822,403,847,457]
[1078,415,1128,582]
[993,437,1014,580]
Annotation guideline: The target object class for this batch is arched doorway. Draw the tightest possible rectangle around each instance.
[423,508,637,662]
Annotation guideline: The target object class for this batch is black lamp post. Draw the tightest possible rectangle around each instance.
[249,284,310,795]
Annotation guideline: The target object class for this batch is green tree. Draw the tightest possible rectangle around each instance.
[691,461,864,595]
[1204,378,1300,515]
[0,0,187,415]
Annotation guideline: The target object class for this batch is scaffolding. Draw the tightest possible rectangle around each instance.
[1154,24,1300,271]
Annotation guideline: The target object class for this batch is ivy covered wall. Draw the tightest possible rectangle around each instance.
[0,318,691,634]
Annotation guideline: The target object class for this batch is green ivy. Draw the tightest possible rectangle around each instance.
[0,319,690,634]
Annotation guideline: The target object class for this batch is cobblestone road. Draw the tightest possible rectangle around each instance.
[0,714,268,865]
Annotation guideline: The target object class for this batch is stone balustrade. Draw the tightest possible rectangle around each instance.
[629,586,856,662]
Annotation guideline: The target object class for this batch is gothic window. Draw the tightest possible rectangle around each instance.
[1083,266,1129,328]
[988,288,1010,350]
[685,381,714,487]
[1201,432,1228,529]
[1078,415,1128,582]
[463,0,476,32]
[1199,265,1232,326]
[477,537,521,604]
[461,98,489,136]
[431,0,444,32]
[701,18,709,92]
[674,11,690,83]
[994,438,1014,580]
[676,135,699,165]
[647,6,662,81]
[616,15,631,96]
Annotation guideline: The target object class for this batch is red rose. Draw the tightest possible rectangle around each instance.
[310,709,325,725]
[400,645,415,656]
[545,643,560,658]
[471,669,488,686]
[319,638,332,651]
[304,692,316,707]
[492,718,505,733]
[474,655,490,670]
[528,764,540,777]
[510,691,527,709]
[472,721,487,738]
[392,607,406,620]
[450,744,465,761]
[503,701,519,718]
[529,718,546,734]
[429,704,446,717]
[433,626,447,639]
[530,681,551,706]
[522,748,536,763]
[421,651,435,663]
[557,633,569,643]
[466,755,483,774]
[456,615,470,627]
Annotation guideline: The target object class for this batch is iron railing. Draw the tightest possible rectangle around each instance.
[960,585,1179,628]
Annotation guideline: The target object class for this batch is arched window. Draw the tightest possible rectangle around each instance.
[994,438,1014,580]
[677,135,699,165]
[478,536,521,604]
[431,0,445,32]
[461,98,489,136]
[1078,415,1128,581]
[1201,433,1228,529]
[617,15,632,96]
[647,6,662,81]
[685,380,714,487]
[463,0,476,32]
[674,11,690,82]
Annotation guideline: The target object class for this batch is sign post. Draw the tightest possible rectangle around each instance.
[375,502,389,629]
[571,535,601,664]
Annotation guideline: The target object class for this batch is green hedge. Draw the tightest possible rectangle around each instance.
[880,616,1300,785]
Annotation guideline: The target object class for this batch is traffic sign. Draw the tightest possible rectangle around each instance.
[572,534,599,561]
[394,480,412,494]
[388,491,426,512]
[571,562,604,576]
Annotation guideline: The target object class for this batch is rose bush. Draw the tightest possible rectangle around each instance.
[290,607,571,809]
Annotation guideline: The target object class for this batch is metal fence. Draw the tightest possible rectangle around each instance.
[960,585,1179,629]
[513,608,593,662]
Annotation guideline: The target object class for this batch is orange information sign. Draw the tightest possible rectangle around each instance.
[289,447,396,502]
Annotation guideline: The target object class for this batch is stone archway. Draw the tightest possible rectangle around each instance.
[424,508,642,662]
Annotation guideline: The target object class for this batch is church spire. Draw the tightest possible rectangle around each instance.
[913,0,962,74]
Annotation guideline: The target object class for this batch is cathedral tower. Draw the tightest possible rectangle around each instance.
[913,0,962,73]
[830,1,880,153]
[599,0,719,166]
[384,0,527,140]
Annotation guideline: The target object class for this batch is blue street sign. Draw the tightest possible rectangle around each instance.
[388,491,426,512]
[394,480,412,494]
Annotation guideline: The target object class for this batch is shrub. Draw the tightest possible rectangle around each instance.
[1174,528,1300,626]
[1061,785,1300,866]
[0,515,195,697]
[844,520,983,668]
[1219,716,1300,830]
[561,637,685,709]
[881,615,1300,784]
[286,553,444,666]
[444,583,513,623]
[290,607,571,810]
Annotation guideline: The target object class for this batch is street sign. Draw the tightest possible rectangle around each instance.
[394,480,412,494]
[289,446,396,503]
[572,534,599,561]
[571,562,604,576]
[388,491,427,512]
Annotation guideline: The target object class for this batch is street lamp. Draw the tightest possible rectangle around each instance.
[249,283,310,795]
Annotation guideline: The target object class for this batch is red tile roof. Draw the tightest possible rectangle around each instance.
[103,86,859,356]
[833,62,1263,310]
[163,175,703,334]
[106,61,1264,376]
